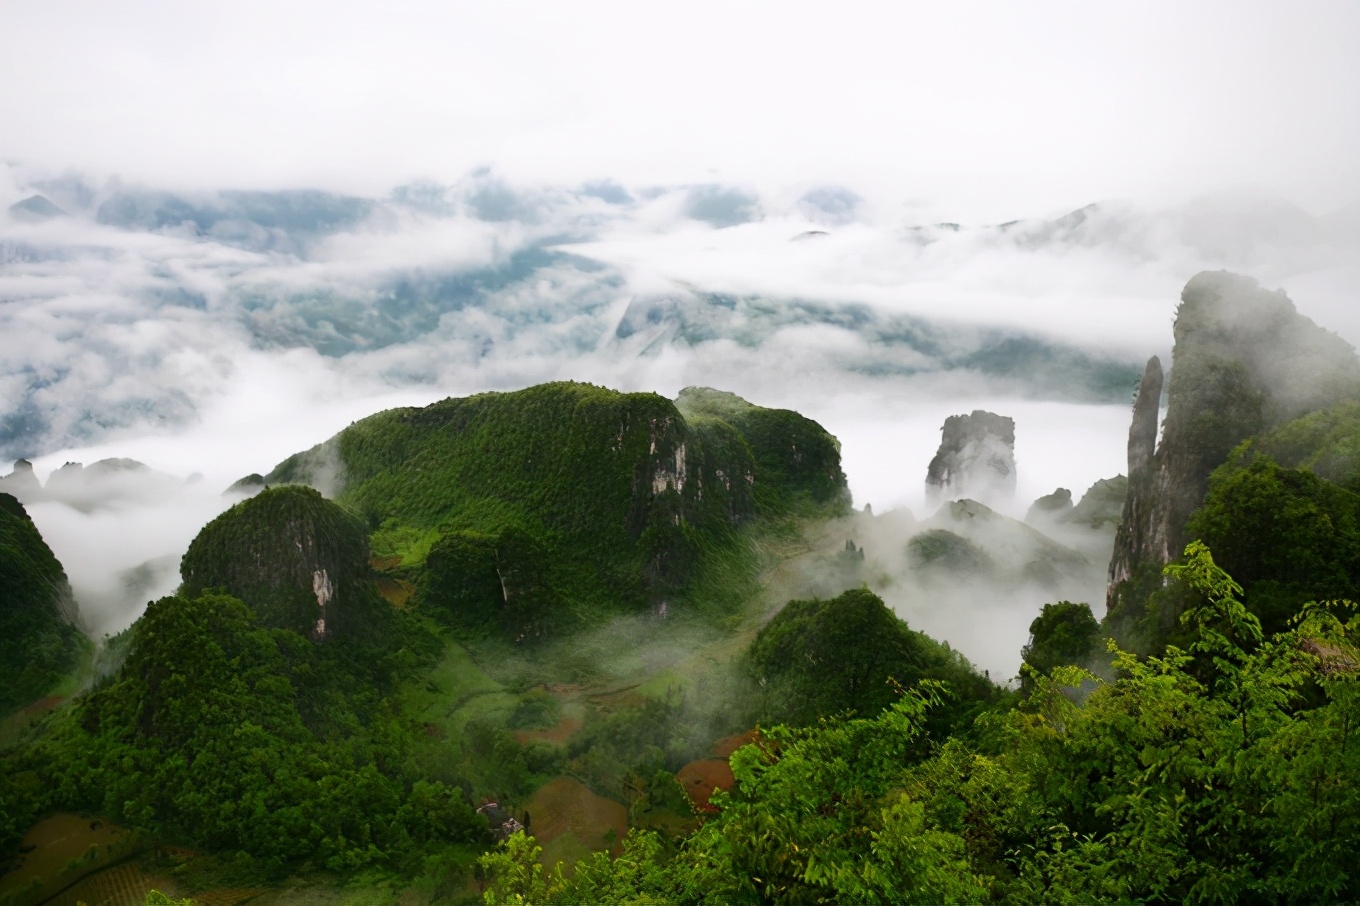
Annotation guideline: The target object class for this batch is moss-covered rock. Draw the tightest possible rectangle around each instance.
[1026,488,1073,524]
[1067,476,1128,528]
[675,386,851,514]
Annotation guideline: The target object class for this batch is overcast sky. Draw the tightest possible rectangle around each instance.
[3,1,1357,222]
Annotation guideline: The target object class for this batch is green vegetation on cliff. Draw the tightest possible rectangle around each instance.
[260,382,849,638]
[0,493,88,717]
[1,590,482,879]
[7,344,1357,903]
[1226,400,1360,492]
[1182,404,1360,637]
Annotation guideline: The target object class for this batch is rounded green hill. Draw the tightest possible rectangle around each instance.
[180,485,377,640]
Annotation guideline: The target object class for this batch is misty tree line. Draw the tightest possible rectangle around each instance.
[481,544,1360,904]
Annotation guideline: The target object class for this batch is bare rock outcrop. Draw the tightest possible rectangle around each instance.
[925,411,1016,506]
[1107,271,1360,616]
[0,459,43,501]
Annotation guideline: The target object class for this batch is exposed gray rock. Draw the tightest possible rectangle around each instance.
[925,410,1016,505]
[0,459,43,501]
[1107,272,1360,614]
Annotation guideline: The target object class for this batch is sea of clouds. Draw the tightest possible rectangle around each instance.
[2,163,1356,671]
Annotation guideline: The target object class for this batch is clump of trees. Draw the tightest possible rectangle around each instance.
[0,590,486,878]
[745,587,995,735]
[482,545,1360,904]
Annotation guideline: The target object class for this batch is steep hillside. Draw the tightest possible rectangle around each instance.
[1175,401,1360,637]
[0,493,87,716]
[674,386,850,514]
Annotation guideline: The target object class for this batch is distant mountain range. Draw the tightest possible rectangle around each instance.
[3,169,1355,460]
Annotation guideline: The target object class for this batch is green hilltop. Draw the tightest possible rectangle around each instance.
[181,485,387,642]
[253,381,850,638]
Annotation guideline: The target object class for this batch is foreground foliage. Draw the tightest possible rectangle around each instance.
[1,591,487,880]
[482,545,1360,904]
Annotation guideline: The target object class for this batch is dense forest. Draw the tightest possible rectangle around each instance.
[2,271,1358,904]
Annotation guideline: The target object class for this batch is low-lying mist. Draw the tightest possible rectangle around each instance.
[8,166,1350,675]
[9,388,1130,665]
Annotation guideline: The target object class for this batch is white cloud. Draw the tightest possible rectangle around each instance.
[2,3,1357,218]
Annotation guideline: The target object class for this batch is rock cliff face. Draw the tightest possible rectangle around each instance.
[1108,356,1166,592]
[1107,271,1360,613]
[925,411,1016,506]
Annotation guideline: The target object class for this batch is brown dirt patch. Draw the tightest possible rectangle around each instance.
[0,813,153,905]
[374,576,416,609]
[676,759,734,812]
[22,695,64,717]
[0,695,67,746]
[712,728,761,758]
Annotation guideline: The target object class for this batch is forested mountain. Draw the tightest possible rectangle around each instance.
[2,271,1358,905]
[248,381,849,639]
[0,493,87,718]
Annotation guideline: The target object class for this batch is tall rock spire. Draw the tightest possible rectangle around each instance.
[1105,271,1360,625]
[1108,356,1164,591]
[925,410,1016,507]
